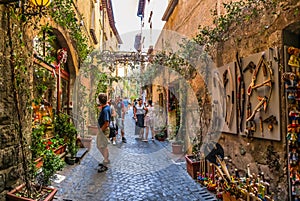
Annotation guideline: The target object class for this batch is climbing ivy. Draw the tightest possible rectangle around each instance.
[194,0,278,48]
[50,0,90,61]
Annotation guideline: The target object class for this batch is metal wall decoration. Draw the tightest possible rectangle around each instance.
[240,49,280,141]
[220,49,280,141]
[98,50,152,66]
[217,63,238,135]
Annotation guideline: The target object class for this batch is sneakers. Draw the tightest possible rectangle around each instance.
[142,139,148,142]
[122,137,127,143]
[112,141,116,145]
[151,137,154,141]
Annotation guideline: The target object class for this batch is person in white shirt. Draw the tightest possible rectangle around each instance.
[144,100,155,141]
[133,98,148,140]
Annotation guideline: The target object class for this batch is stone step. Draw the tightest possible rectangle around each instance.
[75,148,88,160]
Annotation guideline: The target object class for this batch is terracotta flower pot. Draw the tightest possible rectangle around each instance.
[88,125,98,136]
[185,155,200,179]
[172,143,183,154]
[7,183,57,201]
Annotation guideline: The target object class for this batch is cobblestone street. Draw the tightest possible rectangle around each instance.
[53,109,217,201]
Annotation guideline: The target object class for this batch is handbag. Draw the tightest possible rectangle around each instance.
[109,121,117,138]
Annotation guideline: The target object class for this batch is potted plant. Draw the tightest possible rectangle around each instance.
[170,123,184,154]
[54,113,79,165]
[7,148,64,201]
[155,125,168,141]
[7,121,65,201]
[185,92,211,179]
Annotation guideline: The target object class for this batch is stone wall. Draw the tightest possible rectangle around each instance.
[0,7,35,200]
[159,1,300,200]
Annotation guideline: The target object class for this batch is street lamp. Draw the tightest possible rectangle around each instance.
[30,0,51,7]
[0,0,51,12]
[0,0,50,5]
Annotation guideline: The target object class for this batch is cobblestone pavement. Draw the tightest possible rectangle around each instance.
[53,109,217,201]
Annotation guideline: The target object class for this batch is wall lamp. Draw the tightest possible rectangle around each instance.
[0,0,51,16]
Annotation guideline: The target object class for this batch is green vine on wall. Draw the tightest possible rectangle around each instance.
[50,0,90,61]
[194,0,278,48]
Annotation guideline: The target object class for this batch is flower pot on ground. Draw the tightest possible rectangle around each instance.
[65,156,76,165]
[155,134,166,141]
[155,127,168,141]
[185,154,200,179]
[88,125,98,136]
[172,141,183,154]
[7,183,58,201]
[78,136,92,151]
[54,113,79,164]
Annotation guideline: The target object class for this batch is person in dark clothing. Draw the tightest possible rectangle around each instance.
[97,93,111,172]
[116,97,127,143]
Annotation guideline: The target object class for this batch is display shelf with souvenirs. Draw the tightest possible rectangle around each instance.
[285,46,300,201]
[194,144,275,200]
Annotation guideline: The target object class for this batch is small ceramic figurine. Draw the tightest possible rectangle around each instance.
[285,73,298,92]
[289,107,300,125]
[290,148,299,166]
[288,46,300,75]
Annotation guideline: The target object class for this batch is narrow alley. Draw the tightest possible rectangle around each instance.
[53,108,217,201]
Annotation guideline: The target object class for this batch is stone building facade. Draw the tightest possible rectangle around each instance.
[0,1,120,200]
[153,0,300,200]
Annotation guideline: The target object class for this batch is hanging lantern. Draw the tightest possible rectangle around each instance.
[30,0,51,7]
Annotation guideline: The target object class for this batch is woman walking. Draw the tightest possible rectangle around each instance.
[134,98,147,140]
[144,100,155,141]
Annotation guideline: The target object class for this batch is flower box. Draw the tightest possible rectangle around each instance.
[185,155,200,179]
[34,157,43,169]
[54,144,66,155]
[7,183,57,201]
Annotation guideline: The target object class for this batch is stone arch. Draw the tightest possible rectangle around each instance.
[45,19,80,103]
[52,28,79,80]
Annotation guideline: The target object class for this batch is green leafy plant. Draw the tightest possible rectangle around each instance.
[194,0,278,49]
[54,113,78,158]
[40,149,64,186]
[31,125,47,160]
[50,0,90,61]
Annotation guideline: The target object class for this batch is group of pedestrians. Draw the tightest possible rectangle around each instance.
[133,98,155,142]
[96,93,156,173]
[96,94,128,172]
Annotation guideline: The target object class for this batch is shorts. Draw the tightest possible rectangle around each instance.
[117,118,124,130]
[136,114,145,128]
[96,127,109,149]
[145,116,154,127]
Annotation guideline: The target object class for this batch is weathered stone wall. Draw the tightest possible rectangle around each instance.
[159,1,300,200]
[0,63,22,201]
[0,7,34,201]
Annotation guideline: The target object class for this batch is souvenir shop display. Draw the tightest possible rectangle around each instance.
[285,46,300,201]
